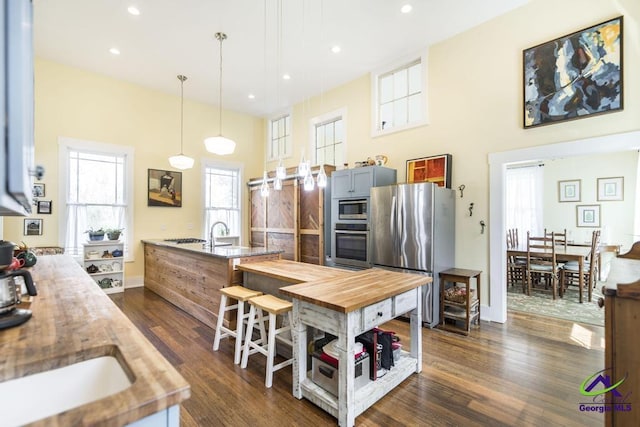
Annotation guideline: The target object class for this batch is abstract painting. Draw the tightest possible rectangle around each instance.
[406,154,452,188]
[523,16,622,128]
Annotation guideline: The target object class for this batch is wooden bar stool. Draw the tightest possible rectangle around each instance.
[240,294,293,388]
[212,286,263,365]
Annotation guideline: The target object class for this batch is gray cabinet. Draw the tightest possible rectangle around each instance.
[331,167,396,199]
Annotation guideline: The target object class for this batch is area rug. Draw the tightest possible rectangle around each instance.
[507,283,604,327]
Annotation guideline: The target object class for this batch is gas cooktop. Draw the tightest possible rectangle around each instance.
[163,238,207,244]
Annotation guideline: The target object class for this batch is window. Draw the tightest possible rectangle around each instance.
[371,53,427,136]
[310,108,346,167]
[204,162,242,241]
[267,113,292,161]
[505,164,544,236]
[58,138,134,259]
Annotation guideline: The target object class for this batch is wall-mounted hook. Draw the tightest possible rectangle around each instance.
[480,220,486,234]
[468,202,474,217]
[457,184,465,198]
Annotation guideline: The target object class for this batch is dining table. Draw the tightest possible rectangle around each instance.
[507,244,592,303]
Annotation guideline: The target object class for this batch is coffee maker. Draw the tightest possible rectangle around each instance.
[0,241,37,330]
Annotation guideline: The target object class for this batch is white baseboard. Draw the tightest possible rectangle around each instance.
[480,304,506,324]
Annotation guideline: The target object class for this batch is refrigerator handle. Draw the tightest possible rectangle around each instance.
[391,195,397,245]
[397,195,403,262]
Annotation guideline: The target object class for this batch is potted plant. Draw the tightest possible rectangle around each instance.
[85,228,105,241]
[105,228,124,241]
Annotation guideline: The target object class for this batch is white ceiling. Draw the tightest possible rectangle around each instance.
[33,0,529,117]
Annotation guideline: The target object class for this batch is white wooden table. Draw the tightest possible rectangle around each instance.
[280,268,430,427]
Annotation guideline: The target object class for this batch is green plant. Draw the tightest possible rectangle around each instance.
[104,228,124,234]
[84,228,105,235]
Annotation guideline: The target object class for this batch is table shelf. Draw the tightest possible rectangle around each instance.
[439,268,482,335]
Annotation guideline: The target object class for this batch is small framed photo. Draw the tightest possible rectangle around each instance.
[597,177,624,201]
[406,154,452,188]
[576,205,601,228]
[32,183,45,198]
[24,218,43,236]
[558,179,581,202]
[147,169,182,207]
[37,200,52,214]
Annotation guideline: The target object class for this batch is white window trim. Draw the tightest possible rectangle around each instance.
[201,158,244,241]
[57,136,135,262]
[267,110,293,162]
[370,49,429,138]
[309,107,347,166]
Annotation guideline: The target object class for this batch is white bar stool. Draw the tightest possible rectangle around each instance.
[212,286,263,365]
[240,294,293,388]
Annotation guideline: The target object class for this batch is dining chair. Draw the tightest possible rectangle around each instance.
[561,230,600,303]
[526,231,562,299]
[545,228,568,249]
[506,229,526,292]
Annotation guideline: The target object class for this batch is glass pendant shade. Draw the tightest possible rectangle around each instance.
[204,136,236,155]
[169,154,195,170]
[169,74,194,170]
[276,159,286,180]
[303,170,315,191]
[260,171,269,197]
[298,159,310,178]
[274,177,283,190]
[204,32,236,155]
[317,165,327,188]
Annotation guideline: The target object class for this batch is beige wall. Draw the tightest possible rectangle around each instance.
[3,59,266,280]
[542,151,638,247]
[5,0,639,299]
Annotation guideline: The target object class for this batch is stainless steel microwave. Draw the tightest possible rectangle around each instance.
[338,199,368,220]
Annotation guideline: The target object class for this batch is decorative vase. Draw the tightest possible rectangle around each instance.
[89,232,105,241]
[107,232,121,240]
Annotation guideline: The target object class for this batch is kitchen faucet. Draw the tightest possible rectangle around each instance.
[210,221,230,247]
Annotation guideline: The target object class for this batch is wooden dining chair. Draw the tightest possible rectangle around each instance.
[506,229,526,291]
[545,228,567,249]
[561,230,600,303]
[526,231,562,299]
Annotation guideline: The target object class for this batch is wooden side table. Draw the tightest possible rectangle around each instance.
[439,268,482,335]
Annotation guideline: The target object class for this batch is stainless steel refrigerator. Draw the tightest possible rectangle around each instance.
[370,182,455,327]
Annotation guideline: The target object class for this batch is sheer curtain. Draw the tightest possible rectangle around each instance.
[506,164,544,239]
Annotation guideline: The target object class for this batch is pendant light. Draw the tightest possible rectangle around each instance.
[168,75,195,170]
[317,164,327,188]
[204,32,236,155]
[276,158,286,180]
[260,171,270,197]
[303,169,315,191]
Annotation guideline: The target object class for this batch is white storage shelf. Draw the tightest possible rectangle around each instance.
[83,241,125,294]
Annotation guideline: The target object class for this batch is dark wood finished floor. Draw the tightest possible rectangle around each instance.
[111,288,604,426]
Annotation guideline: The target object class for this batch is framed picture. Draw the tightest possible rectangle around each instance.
[523,16,623,128]
[406,154,452,188]
[24,218,43,236]
[37,200,52,214]
[576,205,601,228]
[597,176,623,201]
[148,169,182,207]
[32,183,45,198]
[558,179,581,202]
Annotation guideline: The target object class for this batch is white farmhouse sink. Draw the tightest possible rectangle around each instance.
[0,356,133,426]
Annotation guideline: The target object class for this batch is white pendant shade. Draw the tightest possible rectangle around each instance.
[260,171,270,197]
[168,74,194,169]
[317,165,327,188]
[204,136,236,155]
[168,154,195,170]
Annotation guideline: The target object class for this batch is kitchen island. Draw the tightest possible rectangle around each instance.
[142,240,282,329]
[0,255,190,426]
[280,268,430,427]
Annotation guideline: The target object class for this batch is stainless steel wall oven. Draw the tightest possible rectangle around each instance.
[333,223,369,267]
[337,199,368,220]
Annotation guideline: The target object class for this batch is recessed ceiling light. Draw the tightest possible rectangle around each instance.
[109,47,121,55]
[401,4,413,13]
[331,45,341,53]
[282,74,291,80]
[248,94,255,99]
[127,6,140,16]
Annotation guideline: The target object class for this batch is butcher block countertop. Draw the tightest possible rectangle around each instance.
[0,255,190,426]
[237,259,351,283]
[280,267,432,313]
